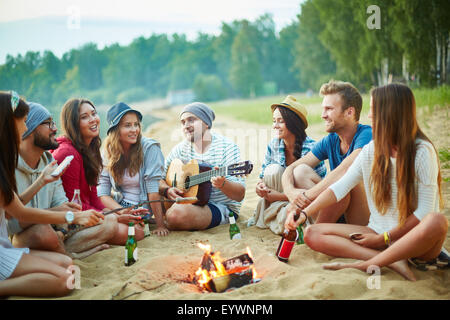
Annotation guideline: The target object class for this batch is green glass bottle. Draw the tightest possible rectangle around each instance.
[125,222,138,266]
[229,212,242,240]
[296,224,305,244]
[142,214,151,237]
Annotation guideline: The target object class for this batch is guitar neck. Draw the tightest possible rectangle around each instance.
[185,166,228,189]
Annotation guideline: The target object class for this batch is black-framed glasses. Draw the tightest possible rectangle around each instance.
[40,121,57,129]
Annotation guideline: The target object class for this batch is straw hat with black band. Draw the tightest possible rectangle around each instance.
[271,95,308,128]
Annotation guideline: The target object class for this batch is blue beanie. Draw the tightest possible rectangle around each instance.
[23,102,52,139]
[180,102,215,128]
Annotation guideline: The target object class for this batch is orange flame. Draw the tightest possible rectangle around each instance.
[195,243,259,290]
[246,246,258,279]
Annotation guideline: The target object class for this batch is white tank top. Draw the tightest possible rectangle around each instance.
[121,169,141,205]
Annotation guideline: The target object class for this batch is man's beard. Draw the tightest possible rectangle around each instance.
[34,133,59,150]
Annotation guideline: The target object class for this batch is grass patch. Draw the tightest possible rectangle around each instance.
[210,94,323,125]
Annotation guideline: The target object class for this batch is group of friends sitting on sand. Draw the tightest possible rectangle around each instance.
[0,80,448,298]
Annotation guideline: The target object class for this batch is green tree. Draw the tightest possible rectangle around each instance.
[292,0,336,91]
[193,74,227,102]
[229,20,263,97]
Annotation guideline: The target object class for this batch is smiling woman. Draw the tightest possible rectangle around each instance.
[98,102,169,239]
[50,98,105,211]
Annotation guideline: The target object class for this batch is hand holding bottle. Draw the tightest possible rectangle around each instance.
[285,206,307,231]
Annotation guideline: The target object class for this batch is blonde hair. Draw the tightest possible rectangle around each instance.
[319,80,363,121]
[370,83,443,226]
[103,124,143,186]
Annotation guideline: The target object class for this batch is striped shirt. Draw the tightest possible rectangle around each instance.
[164,133,245,215]
[259,137,327,179]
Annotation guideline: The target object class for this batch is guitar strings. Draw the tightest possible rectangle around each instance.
[184,167,227,188]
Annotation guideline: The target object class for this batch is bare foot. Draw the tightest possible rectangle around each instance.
[387,259,416,281]
[322,261,363,271]
[70,244,110,259]
[323,260,417,281]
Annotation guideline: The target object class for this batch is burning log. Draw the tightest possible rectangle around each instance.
[194,244,260,293]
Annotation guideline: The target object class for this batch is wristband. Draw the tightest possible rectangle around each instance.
[220,179,226,189]
[163,187,170,198]
[300,210,308,225]
[303,191,312,202]
[383,231,391,246]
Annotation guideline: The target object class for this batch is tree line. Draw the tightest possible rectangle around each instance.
[1,0,449,109]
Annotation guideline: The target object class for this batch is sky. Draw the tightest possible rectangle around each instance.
[0,0,303,63]
[0,0,301,26]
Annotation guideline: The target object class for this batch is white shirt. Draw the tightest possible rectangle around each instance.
[121,169,141,205]
[330,139,440,234]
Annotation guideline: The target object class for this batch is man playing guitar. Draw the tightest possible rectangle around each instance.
[159,102,246,231]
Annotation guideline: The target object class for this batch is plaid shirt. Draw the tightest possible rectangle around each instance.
[259,137,327,179]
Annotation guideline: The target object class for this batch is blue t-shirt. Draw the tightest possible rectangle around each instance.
[311,124,372,171]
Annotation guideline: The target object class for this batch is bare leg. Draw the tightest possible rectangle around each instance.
[64,214,117,255]
[344,183,370,226]
[304,223,416,280]
[314,183,369,225]
[108,222,145,245]
[293,164,322,189]
[323,213,448,280]
[12,224,66,254]
[28,249,72,268]
[165,203,213,230]
[0,253,72,297]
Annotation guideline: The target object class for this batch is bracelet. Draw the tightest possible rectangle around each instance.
[383,231,391,246]
[303,191,312,202]
[220,179,226,189]
[300,210,308,225]
[163,187,170,198]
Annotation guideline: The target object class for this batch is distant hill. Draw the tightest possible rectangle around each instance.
[0,16,220,64]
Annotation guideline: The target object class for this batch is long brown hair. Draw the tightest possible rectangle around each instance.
[0,92,29,205]
[60,98,103,186]
[370,83,443,226]
[277,106,307,160]
[103,118,143,185]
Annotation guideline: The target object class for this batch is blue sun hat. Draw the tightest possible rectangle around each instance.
[107,102,143,135]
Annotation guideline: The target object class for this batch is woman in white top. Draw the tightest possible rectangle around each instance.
[0,92,103,297]
[285,83,447,281]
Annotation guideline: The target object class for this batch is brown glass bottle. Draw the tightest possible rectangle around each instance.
[276,210,300,262]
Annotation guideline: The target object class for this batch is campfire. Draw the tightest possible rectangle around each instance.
[194,243,260,293]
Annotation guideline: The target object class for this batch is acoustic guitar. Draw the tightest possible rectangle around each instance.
[164,159,253,209]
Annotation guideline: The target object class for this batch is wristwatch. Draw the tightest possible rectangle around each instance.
[65,211,75,224]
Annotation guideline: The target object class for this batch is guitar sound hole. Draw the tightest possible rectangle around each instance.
[184,176,190,189]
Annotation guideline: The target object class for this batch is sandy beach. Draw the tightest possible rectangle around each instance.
[12,102,450,300]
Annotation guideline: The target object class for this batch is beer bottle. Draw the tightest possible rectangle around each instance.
[296,225,305,245]
[142,213,151,237]
[125,222,138,266]
[71,189,82,206]
[276,210,301,262]
[229,212,242,240]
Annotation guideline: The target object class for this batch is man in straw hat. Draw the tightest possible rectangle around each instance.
[159,102,246,231]
[282,80,372,225]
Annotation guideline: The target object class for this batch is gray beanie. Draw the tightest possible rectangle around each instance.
[23,102,52,139]
[180,102,215,128]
